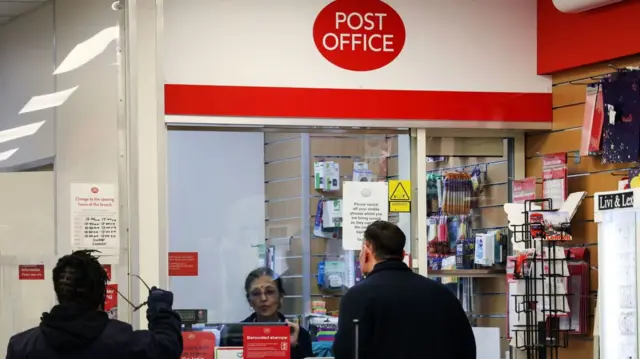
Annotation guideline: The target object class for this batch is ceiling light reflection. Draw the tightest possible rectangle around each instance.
[0,122,46,145]
[19,86,79,114]
[53,26,119,75]
[0,148,18,162]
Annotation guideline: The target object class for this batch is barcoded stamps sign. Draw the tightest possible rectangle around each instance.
[342,181,388,250]
[70,183,119,254]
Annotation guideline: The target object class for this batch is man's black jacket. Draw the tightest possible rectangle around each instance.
[5,304,183,359]
[332,260,476,359]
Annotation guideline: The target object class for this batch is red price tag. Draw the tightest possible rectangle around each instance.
[243,326,290,359]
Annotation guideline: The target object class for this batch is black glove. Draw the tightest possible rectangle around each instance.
[147,286,174,309]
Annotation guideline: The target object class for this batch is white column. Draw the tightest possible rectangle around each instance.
[414,129,428,276]
[122,0,167,329]
[397,134,412,256]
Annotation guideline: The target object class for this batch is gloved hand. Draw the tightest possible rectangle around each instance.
[147,286,174,309]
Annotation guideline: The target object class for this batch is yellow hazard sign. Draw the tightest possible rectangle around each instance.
[388,180,411,201]
[389,201,411,212]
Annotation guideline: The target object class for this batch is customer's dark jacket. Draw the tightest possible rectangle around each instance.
[5,304,183,359]
[332,260,476,359]
[241,313,314,359]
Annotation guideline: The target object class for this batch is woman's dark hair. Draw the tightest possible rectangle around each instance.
[244,267,285,300]
[52,249,109,310]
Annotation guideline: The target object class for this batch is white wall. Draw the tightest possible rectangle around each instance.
[167,130,266,323]
[164,0,549,93]
[0,3,55,170]
[0,0,125,348]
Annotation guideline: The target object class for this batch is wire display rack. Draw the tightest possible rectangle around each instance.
[509,198,571,359]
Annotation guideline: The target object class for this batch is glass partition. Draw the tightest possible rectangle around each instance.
[167,129,412,324]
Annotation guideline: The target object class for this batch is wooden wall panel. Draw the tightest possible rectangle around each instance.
[425,137,505,157]
[525,56,640,358]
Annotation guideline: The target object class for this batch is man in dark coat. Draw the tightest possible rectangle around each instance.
[333,221,476,359]
[5,250,183,359]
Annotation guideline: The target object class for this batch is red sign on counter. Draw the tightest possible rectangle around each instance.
[18,265,45,280]
[243,326,290,359]
[169,252,199,276]
[181,331,216,359]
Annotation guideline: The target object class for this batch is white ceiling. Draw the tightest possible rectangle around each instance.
[0,0,47,25]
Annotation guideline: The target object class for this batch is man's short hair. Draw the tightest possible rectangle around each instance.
[363,220,406,260]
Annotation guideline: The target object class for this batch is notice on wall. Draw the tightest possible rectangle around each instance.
[169,252,199,276]
[243,326,290,359]
[70,183,119,254]
[105,284,118,319]
[342,181,389,250]
[181,332,216,359]
[18,264,45,280]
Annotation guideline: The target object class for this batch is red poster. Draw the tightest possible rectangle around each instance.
[103,264,112,281]
[105,284,118,319]
[18,265,45,280]
[181,331,216,359]
[169,252,199,276]
[513,177,537,204]
[243,326,290,359]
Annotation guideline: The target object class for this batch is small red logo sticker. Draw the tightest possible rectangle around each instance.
[91,187,99,194]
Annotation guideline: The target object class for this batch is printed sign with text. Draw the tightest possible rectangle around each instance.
[169,252,199,276]
[243,326,290,359]
[313,0,405,71]
[181,331,216,359]
[70,183,120,254]
[18,264,45,280]
[105,284,118,319]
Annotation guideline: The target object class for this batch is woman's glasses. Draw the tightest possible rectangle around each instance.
[116,273,151,312]
[249,287,279,300]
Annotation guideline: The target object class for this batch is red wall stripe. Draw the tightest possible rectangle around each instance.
[165,85,552,123]
[537,0,640,75]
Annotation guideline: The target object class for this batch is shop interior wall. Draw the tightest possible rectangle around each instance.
[525,53,640,358]
[167,130,266,322]
[264,133,404,316]
[424,137,510,354]
[0,3,54,170]
[265,133,510,350]
[0,0,123,347]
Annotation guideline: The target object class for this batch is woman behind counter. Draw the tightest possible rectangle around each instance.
[242,267,313,359]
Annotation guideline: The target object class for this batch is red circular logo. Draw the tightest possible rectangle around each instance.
[91,187,99,194]
[313,0,406,72]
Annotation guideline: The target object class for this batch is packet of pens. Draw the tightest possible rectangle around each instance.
[427,215,471,267]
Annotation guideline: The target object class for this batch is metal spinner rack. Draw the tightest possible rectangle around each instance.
[509,198,571,359]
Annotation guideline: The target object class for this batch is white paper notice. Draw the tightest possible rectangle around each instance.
[70,183,119,254]
[342,181,388,250]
